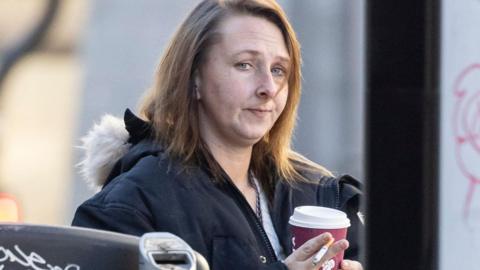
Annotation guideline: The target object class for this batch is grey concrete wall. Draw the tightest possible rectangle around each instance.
[68,0,365,222]
[285,0,365,178]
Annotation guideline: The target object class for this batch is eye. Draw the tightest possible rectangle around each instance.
[271,67,286,77]
[235,62,252,70]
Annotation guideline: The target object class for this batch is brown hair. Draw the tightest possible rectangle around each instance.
[139,0,332,193]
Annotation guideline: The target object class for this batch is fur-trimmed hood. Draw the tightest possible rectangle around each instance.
[78,109,152,189]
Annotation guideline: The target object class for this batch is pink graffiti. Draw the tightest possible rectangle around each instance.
[452,63,480,220]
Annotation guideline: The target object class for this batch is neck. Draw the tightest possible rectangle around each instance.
[205,139,252,187]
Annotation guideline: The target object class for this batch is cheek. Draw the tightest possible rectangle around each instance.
[204,85,244,117]
[276,89,289,113]
[217,85,251,109]
[206,72,247,103]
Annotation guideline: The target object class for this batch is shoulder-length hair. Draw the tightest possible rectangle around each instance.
[139,0,332,192]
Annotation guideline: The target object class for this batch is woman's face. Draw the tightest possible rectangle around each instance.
[196,14,290,149]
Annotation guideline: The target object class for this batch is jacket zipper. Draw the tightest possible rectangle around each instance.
[224,178,278,263]
[335,179,341,209]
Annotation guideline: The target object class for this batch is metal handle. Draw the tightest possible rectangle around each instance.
[139,232,209,270]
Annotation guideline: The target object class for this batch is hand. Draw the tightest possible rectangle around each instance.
[340,260,363,270]
[283,232,349,270]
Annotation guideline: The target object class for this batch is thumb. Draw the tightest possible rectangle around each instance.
[341,259,363,270]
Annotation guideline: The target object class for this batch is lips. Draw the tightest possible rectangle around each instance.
[246,108,272,117]
[249,108,272,112]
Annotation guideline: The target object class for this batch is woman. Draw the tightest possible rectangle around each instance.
[73,0,363,269]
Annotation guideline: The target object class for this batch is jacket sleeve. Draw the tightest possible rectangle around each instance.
[72,202,155,237]
[338,175,363,262]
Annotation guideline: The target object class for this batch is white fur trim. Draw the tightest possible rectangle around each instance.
[77,114,131,189]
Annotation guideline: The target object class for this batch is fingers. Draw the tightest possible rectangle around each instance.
[292,232,334,261]
[340,259,363,270]
[283,234,352,270]
[315,239,349,266]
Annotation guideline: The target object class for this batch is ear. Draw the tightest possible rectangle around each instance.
[193,70,202,100]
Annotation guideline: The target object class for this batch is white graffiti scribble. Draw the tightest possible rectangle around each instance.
[0,245,80,270]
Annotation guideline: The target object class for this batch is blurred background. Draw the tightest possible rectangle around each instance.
[0,0,364,225]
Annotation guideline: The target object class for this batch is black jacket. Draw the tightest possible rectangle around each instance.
[72,111,363,270]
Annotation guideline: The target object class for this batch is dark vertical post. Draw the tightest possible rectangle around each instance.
[365,0,439,269]
[0,0,60,89]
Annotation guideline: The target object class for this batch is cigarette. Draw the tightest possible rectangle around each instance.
[312,238,334,265]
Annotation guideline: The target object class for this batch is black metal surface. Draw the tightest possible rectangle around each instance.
[365,0,439,269]
[0,223,140,270]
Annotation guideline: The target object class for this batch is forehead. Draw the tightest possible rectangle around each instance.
[212,14,290,60]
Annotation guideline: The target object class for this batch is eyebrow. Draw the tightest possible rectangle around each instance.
[232,50,291,64]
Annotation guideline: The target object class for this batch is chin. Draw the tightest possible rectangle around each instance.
[242,133,268,145]
[235,126,271,145]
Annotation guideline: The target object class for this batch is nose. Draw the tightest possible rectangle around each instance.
[255,69,279,98]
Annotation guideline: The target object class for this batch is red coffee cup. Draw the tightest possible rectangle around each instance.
[289,206,350,270]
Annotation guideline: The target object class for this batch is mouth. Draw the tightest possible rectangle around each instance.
[246,108,273,117]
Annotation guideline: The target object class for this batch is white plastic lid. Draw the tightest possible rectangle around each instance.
[289,206,351,229]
